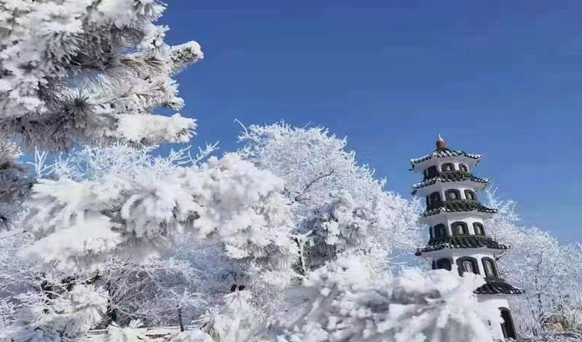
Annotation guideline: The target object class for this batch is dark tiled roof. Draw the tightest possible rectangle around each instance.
[412,171,488,193]
[475,279,524,295]
[415,236,509,255]
[411,148,481,165]
[423,200,498,217]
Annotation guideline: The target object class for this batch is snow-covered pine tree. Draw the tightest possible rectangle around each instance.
[237,122,422,274]
[0,0,202,151]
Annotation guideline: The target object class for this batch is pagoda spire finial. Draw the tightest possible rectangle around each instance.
[436,134,446,150]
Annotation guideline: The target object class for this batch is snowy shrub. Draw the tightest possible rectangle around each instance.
[3,284,107,341]
[258,255,500,342]
[196,290,262,342]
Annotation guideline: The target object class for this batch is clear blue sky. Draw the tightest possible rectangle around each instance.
[159,0,582,242]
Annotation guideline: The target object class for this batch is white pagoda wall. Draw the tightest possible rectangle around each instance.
[478,295,511,341]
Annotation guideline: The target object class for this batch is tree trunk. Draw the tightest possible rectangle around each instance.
[178,305,184,332]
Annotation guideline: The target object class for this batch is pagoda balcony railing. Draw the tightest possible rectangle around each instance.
[423,170,472,181]
[426,199,482,211]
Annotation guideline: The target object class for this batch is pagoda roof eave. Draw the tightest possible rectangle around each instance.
[412,172,489,196]
[412,181,488,196]
[419,210,496,225]
[410,148,482,172]
[475,279,524,295]
[420,200,497,217]
[415,236,510,256]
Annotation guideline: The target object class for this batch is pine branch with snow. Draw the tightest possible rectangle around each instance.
[21,148,296,274]
[0,0,203,150]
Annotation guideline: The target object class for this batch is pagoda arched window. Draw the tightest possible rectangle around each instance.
[457,257,479,275]
[459,164,469,172]
[442,163,455,172]
[426,166,438,179]
[482,258,498,278]
[436,258,452,271]
[452,222,468,236]
[433,224,447,239]
[473,222,485,235]
[445,189,461,201]
[500,308,517,339]
[429,192,442,207]
[464,190,476,200]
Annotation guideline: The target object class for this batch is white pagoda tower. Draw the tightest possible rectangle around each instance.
[411,136,523,341]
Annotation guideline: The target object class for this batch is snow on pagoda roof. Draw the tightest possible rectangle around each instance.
[410,136,482,171]
[410,148,481,170]
[412,171,489,195]
[422,200,498,217]
[415,236,509,256]
[475,279,525,295]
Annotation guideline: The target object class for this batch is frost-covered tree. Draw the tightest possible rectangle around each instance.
[101,257,201,328]
[257,255,500,342]
[0,0,203,151]
[8,144,296,337]
[237,122,422,274]
[484,190,582,338]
